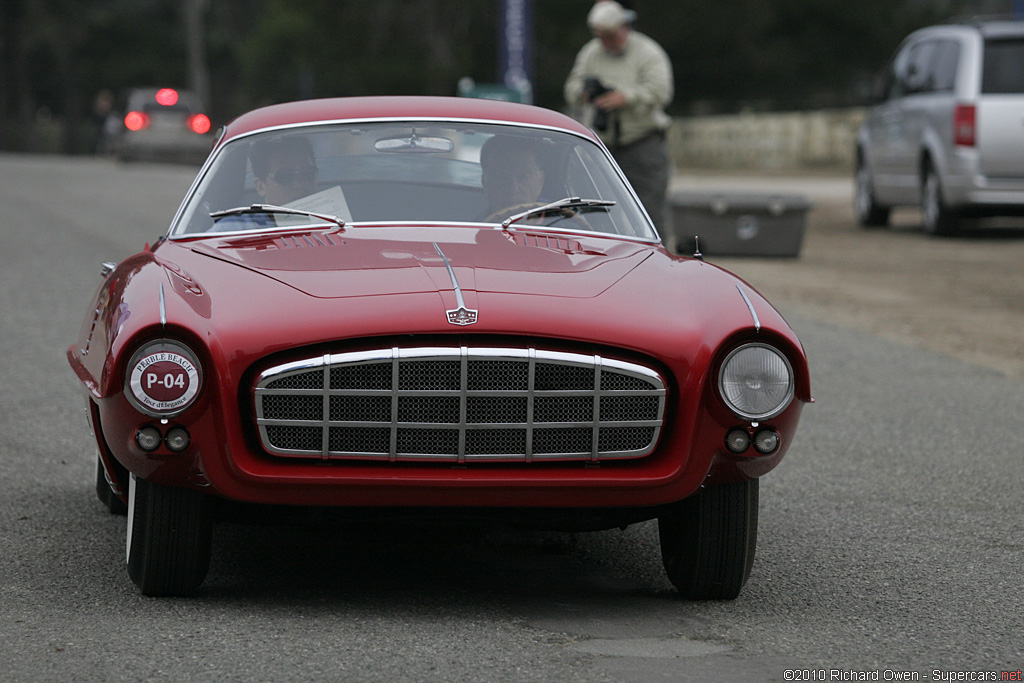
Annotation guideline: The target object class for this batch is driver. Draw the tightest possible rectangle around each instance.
[250,136,318,206]
[479,135,546,220]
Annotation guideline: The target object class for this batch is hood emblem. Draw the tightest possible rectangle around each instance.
[447,307,478,326]
[434,243,478,326]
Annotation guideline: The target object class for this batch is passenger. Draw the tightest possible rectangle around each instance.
[250,136,318,206]
[478,135,547,221]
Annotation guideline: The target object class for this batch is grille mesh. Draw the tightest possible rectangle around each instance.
[255,347,666,462]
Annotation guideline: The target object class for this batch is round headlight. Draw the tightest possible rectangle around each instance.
[718,343,795,421]
[125,340,203,418]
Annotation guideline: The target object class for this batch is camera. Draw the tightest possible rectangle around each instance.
[583,77,611,132]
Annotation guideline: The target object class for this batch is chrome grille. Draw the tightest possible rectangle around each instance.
[255,347,666,462]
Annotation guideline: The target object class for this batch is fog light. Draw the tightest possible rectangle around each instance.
[164,427,191,453]
[753,430,780,454]
[135,426,162,452]
[725,429,751,454]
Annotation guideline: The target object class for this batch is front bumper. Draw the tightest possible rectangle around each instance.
[90,379,804,510]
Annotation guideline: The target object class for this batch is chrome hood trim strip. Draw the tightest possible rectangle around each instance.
[159,282,167,329]
[736,284,761,333]
[433,242,478,326]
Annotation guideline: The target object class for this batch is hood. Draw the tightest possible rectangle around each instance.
[184,226,653,300]
[140,226,807,405]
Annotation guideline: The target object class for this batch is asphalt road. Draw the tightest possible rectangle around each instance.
[1,154,1021,682]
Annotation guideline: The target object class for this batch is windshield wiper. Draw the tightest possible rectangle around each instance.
[210,204,345,229]
[500,196,616,229]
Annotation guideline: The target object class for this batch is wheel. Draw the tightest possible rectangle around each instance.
[95,457,128,516]
[658,479,758,600]
[126,475,213,596]
[921,163,958,236]
[854,157,891,227]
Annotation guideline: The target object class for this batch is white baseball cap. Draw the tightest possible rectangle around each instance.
[587,2,636,31]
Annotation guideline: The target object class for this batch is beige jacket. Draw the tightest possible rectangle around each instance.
[564,31,674,148]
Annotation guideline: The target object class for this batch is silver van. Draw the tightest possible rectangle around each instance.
[855,20,1024,234]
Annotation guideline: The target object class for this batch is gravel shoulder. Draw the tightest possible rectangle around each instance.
[671,170,1024,380]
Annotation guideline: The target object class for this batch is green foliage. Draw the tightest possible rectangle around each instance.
[633,0,965,111]
[233,0,497,103]
[0,0,990,152]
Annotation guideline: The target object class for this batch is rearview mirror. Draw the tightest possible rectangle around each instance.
[374,133,454,153]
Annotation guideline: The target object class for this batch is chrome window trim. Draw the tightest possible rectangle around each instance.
[171,223,659,246]
[167,116,661,244]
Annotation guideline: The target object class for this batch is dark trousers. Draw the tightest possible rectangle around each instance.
[613,133,671,230]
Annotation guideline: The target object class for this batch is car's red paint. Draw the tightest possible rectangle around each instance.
[70,221,808,506]
[69,96,810,596]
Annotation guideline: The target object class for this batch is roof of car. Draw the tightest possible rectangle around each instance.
[924,17,1024,36]
[219,96,596,145]
[974,19,1024,38]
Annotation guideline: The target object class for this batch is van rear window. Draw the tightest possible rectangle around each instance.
[982,39,1024,94]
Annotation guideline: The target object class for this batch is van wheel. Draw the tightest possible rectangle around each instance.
[854,158,890,227]
[126,475,213,596]
[658,479,758,600]
[922,164,958,236]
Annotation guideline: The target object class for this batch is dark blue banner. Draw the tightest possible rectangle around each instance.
[498,0,533,103]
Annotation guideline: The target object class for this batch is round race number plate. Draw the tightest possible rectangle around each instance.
[126,342,201,416]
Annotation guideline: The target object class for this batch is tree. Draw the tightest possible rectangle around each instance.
[0,0,981,153]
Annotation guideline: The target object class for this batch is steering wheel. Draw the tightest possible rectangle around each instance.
[482,201,591,230]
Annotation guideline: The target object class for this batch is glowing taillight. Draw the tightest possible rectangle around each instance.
[188,113,211,135]
[953,104,976,147]
[155,88,179,106]
[124,111,149,132]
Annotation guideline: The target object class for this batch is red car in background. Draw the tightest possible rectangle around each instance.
[68,96,811,598]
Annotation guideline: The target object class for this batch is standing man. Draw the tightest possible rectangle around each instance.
[564,1,674,228]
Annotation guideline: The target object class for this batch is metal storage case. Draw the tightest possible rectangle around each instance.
[668,192,812,257]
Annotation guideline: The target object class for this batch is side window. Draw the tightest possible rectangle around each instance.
[982,39,1024,94]
[904,41,938,94]
[883,45,912,100]
[930,40,961,93]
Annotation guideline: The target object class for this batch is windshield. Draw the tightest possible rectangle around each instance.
[170,121,656,240]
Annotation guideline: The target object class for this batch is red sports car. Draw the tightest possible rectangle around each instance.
[68,96,811,598]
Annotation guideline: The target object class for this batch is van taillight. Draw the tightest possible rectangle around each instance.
[187,114,211,135]
[124,111,149,132]
[954,104,976,147]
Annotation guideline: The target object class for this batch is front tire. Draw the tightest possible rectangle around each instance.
[854,157,891,227]
[126,475,213,596]
[922,163,958,236]
[96,457,128,516]
[658,479,758,600]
